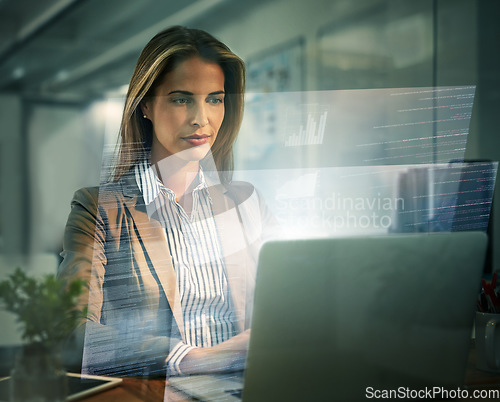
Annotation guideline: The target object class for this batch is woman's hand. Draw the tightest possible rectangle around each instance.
[178,330,250,374]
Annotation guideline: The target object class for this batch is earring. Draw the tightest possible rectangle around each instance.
[143,115,147,119]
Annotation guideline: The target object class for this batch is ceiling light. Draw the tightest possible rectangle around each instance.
[55,70,69,81]
[12,67,25,79]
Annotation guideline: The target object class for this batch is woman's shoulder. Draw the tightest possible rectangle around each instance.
[224,180,268,210]
[225,181,255,201]
[70,187,100,213]
[72,186,99,201]
[71,178,132,210]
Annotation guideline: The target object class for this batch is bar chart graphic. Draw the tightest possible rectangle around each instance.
[284,110,328,147]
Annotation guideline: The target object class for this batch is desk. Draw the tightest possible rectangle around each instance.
[80,377,187,402]
[83,342,500,402]
[461,341,500,401]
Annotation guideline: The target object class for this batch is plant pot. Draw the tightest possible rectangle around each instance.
[10,343,67,402]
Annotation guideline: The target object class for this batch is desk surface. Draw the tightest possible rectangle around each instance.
[81,377,185,402]
[83,343,500,402]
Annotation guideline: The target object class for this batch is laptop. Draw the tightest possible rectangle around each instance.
[169,232,487,401]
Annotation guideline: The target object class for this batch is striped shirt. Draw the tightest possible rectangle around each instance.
[134,159,236,374]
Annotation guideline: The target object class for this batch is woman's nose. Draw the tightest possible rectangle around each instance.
[191,103,209,127]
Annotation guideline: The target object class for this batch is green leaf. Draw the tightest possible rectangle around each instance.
[0,267,87,348]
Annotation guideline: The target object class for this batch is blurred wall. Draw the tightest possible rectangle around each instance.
[0,95,24,255]
[27,102,105,255]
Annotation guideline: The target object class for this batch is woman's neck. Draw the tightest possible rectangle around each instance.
[151,154,199,201]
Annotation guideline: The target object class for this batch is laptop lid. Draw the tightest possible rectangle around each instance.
[243,232,487,401]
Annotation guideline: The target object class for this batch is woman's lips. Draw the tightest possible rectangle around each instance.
[183,134,210,146]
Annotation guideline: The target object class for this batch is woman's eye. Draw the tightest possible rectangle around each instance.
[207,97,224,104]
[173,97,190,104]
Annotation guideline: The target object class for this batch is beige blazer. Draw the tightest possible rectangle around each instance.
[58,171,272,376]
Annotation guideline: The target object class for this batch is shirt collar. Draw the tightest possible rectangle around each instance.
[134,157,209,206]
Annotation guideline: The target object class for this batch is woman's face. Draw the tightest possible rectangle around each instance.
[142,56,225,164]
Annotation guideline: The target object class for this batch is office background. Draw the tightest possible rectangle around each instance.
[0,0,499,274]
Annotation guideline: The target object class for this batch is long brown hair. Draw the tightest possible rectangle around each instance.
[112,26,245,183]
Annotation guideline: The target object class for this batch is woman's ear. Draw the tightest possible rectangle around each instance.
[140,101,150,119]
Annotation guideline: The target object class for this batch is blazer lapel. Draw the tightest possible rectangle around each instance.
[120,173,185,341]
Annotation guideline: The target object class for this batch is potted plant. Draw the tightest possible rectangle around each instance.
[0,267,86,402]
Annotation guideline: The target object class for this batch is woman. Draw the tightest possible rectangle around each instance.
[58,26,274,377]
